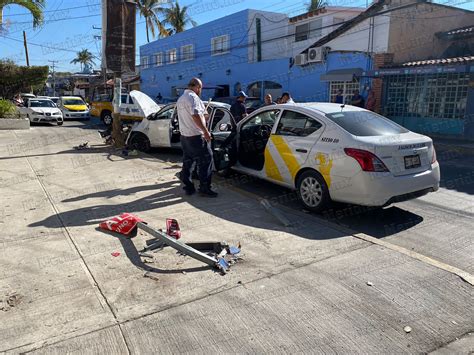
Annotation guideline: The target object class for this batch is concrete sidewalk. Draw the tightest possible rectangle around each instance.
[0,124,472,353]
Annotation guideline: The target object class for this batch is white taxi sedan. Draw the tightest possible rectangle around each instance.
[20,98,63,125]
[212,103,440,212]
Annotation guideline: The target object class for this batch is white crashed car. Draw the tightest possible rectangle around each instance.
[211,103,440,211]
[20,98,63,125]
[126,99,232,152]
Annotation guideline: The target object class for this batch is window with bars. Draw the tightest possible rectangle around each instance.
[384,72,469,119]
[154,53,163,66]
[141,56,149,69]
[211,35,230,55]
[329,80,360,104]
[181,45,194,61]
[167,49,177,64]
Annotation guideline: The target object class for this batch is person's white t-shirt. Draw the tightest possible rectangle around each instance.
[177,89,206,137]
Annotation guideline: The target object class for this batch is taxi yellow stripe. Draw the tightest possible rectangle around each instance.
[264,146,284,182]
[315,152,333,188]
[270,135,300,180]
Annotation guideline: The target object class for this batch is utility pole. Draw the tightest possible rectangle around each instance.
[48,60,58,96]
[23,31,30,67]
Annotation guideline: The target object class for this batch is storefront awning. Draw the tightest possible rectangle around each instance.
[320,68,364,82]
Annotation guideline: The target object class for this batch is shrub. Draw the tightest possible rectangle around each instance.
[0,99,17,118]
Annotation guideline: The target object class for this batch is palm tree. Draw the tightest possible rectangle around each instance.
[0,0,45,30]
[307,0,327,11]
[70,49,95,72]
[162,0,197,35]
[136,0,169,43]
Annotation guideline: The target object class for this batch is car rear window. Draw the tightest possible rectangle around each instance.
[326,111,408,136]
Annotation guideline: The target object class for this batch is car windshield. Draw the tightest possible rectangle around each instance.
[30,100,55,108]
[326,110,409,136]
[63,98,85,105]
[245,99,263,109]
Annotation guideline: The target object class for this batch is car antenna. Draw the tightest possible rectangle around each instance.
[340,104,345,111]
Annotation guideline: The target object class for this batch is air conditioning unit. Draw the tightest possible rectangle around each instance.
[307,47,324,63]
[294,54,307,66]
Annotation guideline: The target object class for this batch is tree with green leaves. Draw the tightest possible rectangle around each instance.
[162,0,197,35]
[307,0,327,11]
[70,49,95,72]
[0,0,45,30]
[136,0,169,43]
[0,60,48,98]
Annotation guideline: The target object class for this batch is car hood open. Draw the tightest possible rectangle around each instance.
[130,90,161,118]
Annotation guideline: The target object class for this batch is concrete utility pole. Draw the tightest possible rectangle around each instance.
[48,60,58,96]
[23,31,30,67]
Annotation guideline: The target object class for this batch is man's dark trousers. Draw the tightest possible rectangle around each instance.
[180,135,213,191]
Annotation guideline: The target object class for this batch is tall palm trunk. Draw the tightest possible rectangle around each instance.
[146,21,150,43]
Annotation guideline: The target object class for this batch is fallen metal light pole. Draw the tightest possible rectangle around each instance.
[137,222,237,272]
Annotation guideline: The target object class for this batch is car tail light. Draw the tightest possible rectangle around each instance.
[431,147,437,164]
[344,148,389,172]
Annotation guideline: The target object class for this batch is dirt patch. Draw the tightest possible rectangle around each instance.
[0,292,23,311]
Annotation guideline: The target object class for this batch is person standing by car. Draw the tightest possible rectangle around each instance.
[365,89,376,111]
[177,78,217,197]
[280,92,295,104]
[263,94,276,106]
[350,90,365,108]
[333,89,344,104]
[230,91,248,123]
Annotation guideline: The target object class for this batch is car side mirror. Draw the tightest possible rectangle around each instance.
[219,123,231,132]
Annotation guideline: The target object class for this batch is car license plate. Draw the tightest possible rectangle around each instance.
[404,155,421,169]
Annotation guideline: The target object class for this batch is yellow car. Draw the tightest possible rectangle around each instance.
[91,91,161,125]
[58,96,90,120]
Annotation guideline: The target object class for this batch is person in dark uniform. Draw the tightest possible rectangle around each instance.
[230,91,248,123]
[333,89,344,104]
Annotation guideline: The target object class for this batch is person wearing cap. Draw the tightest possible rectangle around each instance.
[176,77,217,197]
[230,91,248,124]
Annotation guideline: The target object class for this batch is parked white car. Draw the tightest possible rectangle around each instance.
[20,98,63,125]
[212,103,440,211]
[126,98,231,151]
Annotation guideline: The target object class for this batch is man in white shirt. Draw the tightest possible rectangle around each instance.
[177,78,217,197]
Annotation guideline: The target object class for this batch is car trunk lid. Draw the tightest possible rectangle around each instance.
[355,132,433,176]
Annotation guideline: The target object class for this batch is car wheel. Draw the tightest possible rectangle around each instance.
[129,133,151,153]
[57,121,63,126]
[296,170,331,213]
[102,111,113,126]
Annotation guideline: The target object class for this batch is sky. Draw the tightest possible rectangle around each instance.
[0,0,473,72]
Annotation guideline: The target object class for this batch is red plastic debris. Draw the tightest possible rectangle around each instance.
[111,252,121,257]
[99,213,144,236]
[166,218,181,239]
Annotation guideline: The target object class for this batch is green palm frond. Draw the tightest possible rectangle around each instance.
[0,0,45,28]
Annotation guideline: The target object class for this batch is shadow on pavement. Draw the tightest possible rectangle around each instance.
[98,228,212,275]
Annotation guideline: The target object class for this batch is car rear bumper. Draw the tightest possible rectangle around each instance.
[330,162,440,206]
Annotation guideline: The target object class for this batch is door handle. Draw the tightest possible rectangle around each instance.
[296,149,308,153]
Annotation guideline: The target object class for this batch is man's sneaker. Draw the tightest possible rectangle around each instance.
[198,188,218,198]
[183,185,196,195]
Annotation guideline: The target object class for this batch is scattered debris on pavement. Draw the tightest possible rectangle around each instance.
[0,292,23,312]
[99,213,144,237]
[260,199,293,227]
[137,221,242,274]
[73,141,89,150]
[404,326,412,333]
[99,215,242,274]
[367,281,374,286]
[143,272,159,281]
[111,252,121,257]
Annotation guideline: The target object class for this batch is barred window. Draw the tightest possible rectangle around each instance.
[384,72,469,119]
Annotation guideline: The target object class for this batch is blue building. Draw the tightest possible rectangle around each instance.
[139,7,369,103]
